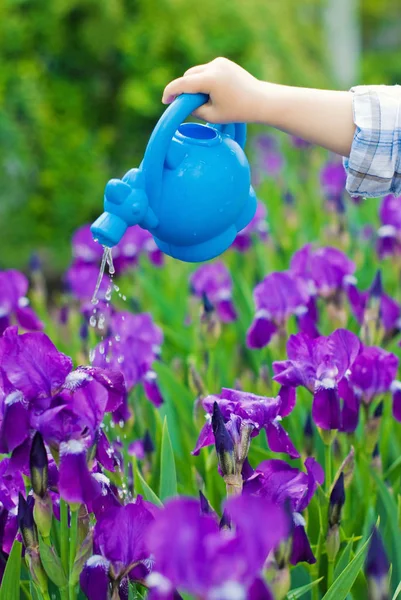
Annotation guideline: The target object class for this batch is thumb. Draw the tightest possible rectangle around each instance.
[162,74,211,104]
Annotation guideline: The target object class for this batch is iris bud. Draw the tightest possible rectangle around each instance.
[328,473,345,528]
[365,528,390,600]
[212,402,235,478]
[303,413,314,457]
[18,494,37,550]
[30,432,48,499]
[326,473,345,563]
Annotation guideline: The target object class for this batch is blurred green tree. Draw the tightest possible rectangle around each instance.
[0,0,326,272]
[2,0,399,273]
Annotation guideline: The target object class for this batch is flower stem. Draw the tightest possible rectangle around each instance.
[312,488,325,600]
[324,443,333,494]
[327,559,334,590]
[68,508,79,600]
[59,499,69,580]
[207,348,216,393]
[224,474,243,497]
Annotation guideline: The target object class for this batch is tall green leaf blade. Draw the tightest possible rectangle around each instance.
[133,458,163,508]
[159,416,178,501]
[322,535,371,600]
[0,540,22,600]
[335,538,354,579]
[38,535,67,587]
[287,577,324,599]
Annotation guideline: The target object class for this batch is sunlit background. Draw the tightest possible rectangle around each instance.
[0,0,400,276]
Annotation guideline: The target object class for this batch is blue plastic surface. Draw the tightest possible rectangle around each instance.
[91,93,256,262]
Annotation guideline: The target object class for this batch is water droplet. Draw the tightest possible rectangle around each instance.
[115,334,121,342]
[105,248,115,275]
[122,294,127,301]
[89,315,97,327]
[114,284,120,292]
[91,247,115,304]
[117,355,124,364]
[89,349,96,363]
[99,344,105,355]
[105,285,112,302]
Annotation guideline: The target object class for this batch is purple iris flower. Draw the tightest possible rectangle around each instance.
[247,271,312,349]
[0,458,26,554]
[273,329,362,430]
[146,495,288,599]
[193,388,299,459]
[0,270,43,335]
[81,497,156,599]
[244,457,324,512]
[232,201,269,252]
[244,457,324,565]
[92,311,164,408]
[345,275,401,339]
[290,244,355,299]
[189,262,237,323]
[377,194,401,259]
[0,327,126,503]
[349,346,398,406]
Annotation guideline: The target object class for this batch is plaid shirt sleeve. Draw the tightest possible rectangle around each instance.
[343,85,401,198]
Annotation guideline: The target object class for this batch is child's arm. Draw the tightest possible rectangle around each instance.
[162,57,355,157]
[163,58,401,198]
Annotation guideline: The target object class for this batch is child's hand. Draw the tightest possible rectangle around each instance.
[162,57,262,123]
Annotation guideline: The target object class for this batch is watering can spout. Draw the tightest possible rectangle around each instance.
[91,212,128,248]
[91,169,155,248]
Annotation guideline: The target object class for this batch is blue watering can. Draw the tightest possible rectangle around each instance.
[91,93,256,262]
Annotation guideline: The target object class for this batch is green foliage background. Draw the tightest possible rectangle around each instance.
[0,0,399,273]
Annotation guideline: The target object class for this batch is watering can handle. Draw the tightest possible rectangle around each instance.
[141,93,247,204]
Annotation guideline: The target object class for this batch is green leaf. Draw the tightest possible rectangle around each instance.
[38,535,68,587]
[0,540,22,600]
[29,582,42,600]
[322,535,371,600]
[287,577,324,599]
[384,455,401,482]
[334,538,354,579]
[392,579,401,600]
[128,584,135,600]
[133,458,163,508]
[371,469,401,585]
[159,416,178,501]
[70,531,93,586]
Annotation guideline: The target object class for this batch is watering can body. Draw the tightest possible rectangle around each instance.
[91,93,256,262]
